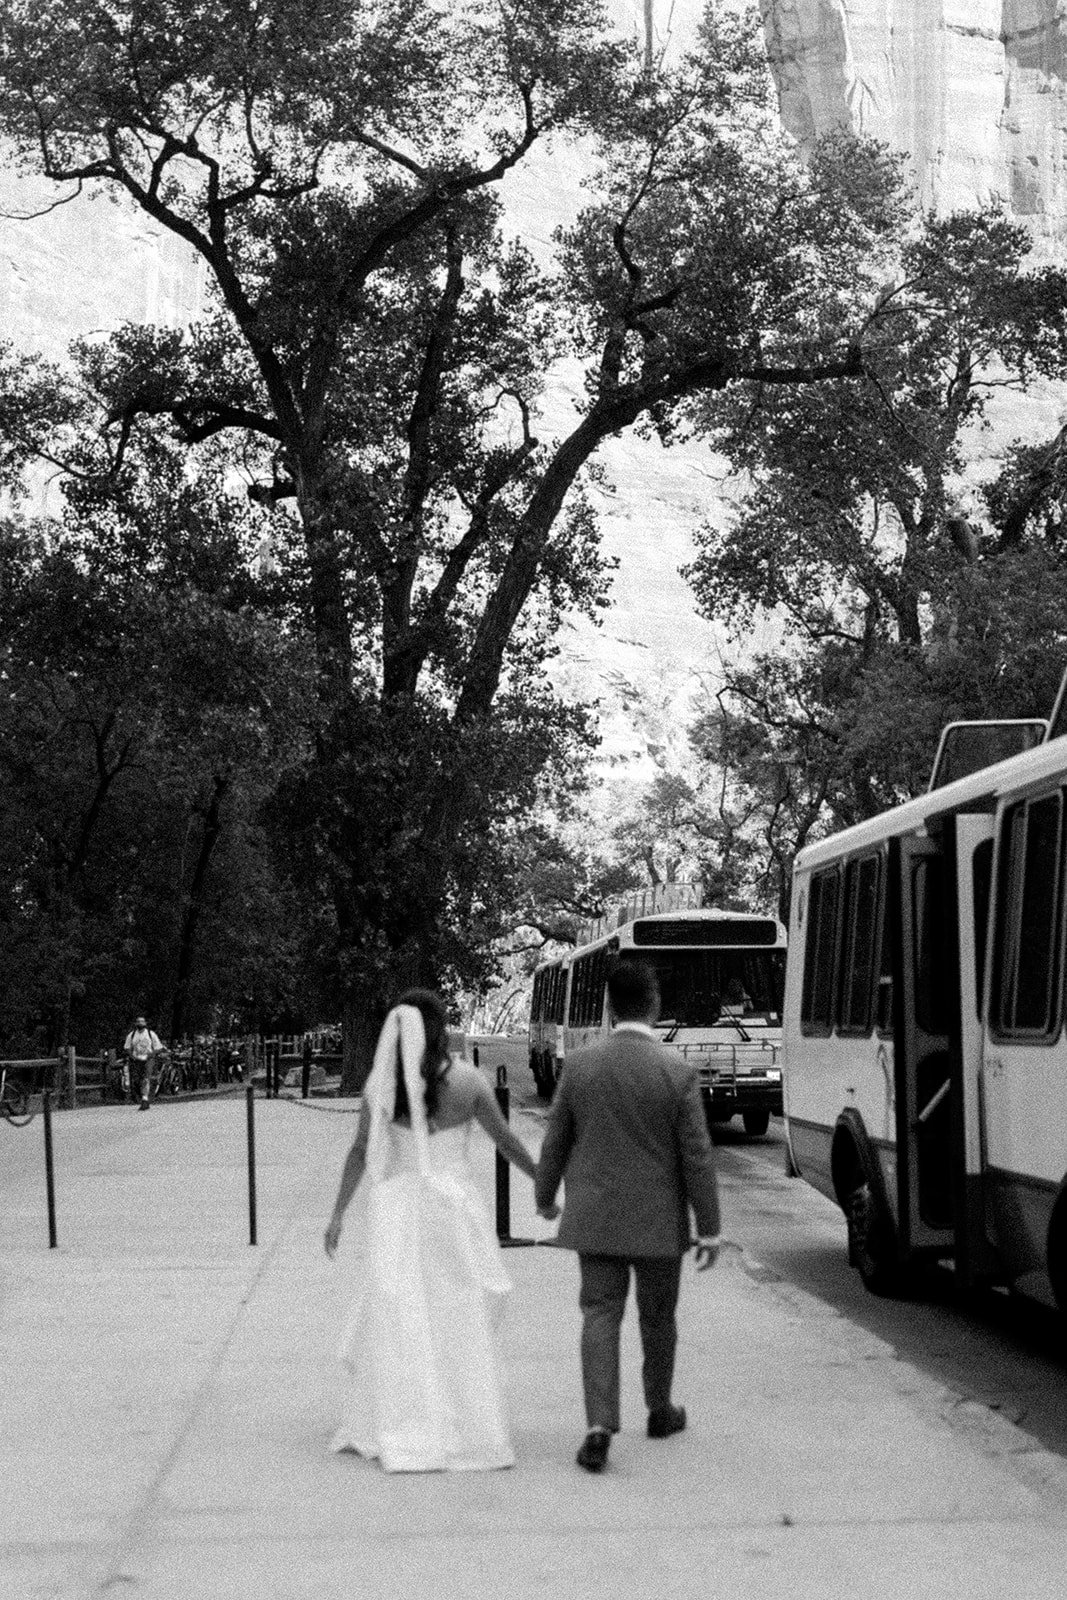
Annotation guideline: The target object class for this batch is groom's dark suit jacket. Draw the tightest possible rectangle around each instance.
[534,1027,721,1258]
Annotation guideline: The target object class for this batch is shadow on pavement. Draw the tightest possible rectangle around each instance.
[715,1126,1067,1466]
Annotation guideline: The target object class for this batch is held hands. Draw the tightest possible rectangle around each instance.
[324,1214,343,1258]
[537,1202,561,1221]
[693,1238,721,1271]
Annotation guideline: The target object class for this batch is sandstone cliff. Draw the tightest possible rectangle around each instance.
[762,0,1067,244]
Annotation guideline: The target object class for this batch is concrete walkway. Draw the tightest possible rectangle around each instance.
[2,1095,1066,1600]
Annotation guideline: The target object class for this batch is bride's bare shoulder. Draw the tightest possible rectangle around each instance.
[438,1058,482,1102]
[444,1057,483,1090]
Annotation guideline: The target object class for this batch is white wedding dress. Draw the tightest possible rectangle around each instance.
[332,1012,515,1473]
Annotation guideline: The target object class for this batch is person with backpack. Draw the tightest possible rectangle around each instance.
[123,1016,163,1110]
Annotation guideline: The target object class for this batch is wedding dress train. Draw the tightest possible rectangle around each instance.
[332,1014,515,1472]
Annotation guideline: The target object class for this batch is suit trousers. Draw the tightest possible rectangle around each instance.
[577,1253,683,1432]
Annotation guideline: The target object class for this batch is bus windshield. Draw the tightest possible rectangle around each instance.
[620,948,785,1027]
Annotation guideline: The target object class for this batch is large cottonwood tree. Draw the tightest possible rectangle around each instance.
[0,0,912,1082]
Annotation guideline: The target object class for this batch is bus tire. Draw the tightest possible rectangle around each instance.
[833,1113,911,1298]
[1048,1189,1067,1316]
[846,1181,907,1298]
[742,1109,771,1137]
[533,1055,554,1101]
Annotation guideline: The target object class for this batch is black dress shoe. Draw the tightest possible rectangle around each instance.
[647,1404,686,1439]
[576,1430,611,1472]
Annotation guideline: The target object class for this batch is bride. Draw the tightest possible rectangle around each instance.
[324,989,546,1472]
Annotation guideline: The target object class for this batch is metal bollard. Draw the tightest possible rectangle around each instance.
[246,1083,257,1246]
[494,1066,510,1238]
[43,1090,57,1249]
[494,1065,535,1248]
[301,1037,311,1100]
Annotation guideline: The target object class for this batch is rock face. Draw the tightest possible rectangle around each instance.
[0,169,205,362]
[762,0,1067,243]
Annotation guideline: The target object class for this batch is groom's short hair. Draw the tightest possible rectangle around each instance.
[607,958,660,1022]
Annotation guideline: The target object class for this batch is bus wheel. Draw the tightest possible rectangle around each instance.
[533,1056,554,1101]
[743,1109,770,1137]
[846,1182,906,1297]
[1048,1195,1067,1316]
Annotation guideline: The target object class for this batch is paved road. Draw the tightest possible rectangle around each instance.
[3,1096,1067,1599]
[7,1097,1064,1467]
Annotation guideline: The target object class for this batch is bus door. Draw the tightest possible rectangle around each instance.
[891,832,960,1261]
[980,788,1067,1287]
[951,813,999,1285]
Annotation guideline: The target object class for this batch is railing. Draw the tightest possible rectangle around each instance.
[678,1038,782,1074]
[0,1032,346,1112]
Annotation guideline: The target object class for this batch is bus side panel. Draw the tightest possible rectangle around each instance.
[781,871,841,1200]
[985,1172,1059,1295]
[783,870,897,1209]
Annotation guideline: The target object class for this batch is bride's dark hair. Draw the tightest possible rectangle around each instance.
[392,988,452,1121]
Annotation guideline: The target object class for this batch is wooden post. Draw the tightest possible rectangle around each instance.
[66,1045,76,1110]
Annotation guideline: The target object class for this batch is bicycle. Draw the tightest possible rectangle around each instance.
[151,1051,182,1099]
[0,1066,35,1126]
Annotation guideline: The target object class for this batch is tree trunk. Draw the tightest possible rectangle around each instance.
[340,986,386,1096]
[170,776,228,1042]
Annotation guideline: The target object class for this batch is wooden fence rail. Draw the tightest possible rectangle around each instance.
[1,1051,114,1109]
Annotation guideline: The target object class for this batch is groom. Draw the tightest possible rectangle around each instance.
[535,957,722,1473]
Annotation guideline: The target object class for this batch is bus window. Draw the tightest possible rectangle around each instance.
[618,946,785,1025]
[993,793,1064,1038]
[840,854,881,1035]
[801,868,839,1034]
[972,838,993,1016]
[993,805,1027,1033]
[876,872,894,1034]
[1016,796,1062,1030]
[571,956,587,1027]
[590,948,607,1026]
[571,950,603,1029]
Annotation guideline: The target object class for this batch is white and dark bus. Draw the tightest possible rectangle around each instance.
[529,905,787,1133]
[782,713,1067,1312]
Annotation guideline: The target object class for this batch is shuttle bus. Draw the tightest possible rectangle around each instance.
[783,719,1067,1313]
[529,901,787,1133]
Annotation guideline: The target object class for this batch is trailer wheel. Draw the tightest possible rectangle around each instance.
[742,1109,771,1137]
[846,1182,907,1298]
